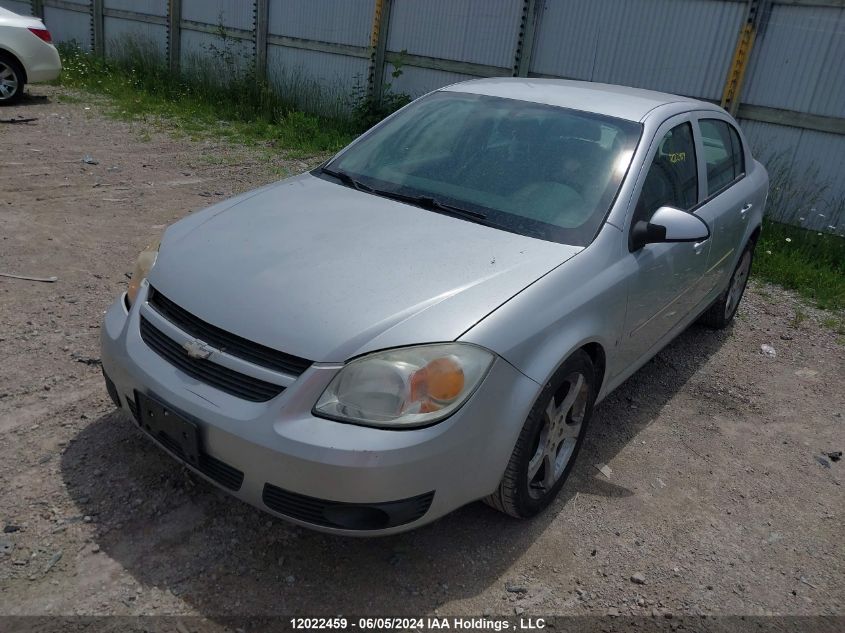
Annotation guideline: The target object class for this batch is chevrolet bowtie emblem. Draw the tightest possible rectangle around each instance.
[182,339,214,360]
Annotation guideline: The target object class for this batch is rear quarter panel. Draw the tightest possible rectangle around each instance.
[0,23,61,82]
[745,158,768,242]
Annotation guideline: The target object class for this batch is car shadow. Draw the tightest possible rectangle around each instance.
[20,91,50,103]
[60,323,729,616]
[2,91,52,122]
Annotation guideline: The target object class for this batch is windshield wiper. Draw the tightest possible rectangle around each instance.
[320,166,373,193]
[320,167,487,223]
[372,190,488,221]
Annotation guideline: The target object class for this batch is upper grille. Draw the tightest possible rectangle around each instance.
[147,286,312,376]
[140,316,285,402]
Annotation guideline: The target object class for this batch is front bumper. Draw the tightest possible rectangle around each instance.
[100,284,540,535]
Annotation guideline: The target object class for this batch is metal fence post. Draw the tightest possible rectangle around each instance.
[32,0,44,18]
[92,0,104,56]
[369,0,393,104]
[514,0,540,77]
[721,0,770,116]
[255,0,269,81]
[168,0,182,74]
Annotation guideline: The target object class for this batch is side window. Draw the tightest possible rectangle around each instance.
[728,123,745,177]
[633,122,698,224]
[699,119,743,194]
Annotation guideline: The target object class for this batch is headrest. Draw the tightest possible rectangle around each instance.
[545,117,602,142]
[661,131,688,155]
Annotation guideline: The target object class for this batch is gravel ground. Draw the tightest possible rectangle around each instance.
[1,87,843,629]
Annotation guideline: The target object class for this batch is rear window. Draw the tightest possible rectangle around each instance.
[699,119,745,195]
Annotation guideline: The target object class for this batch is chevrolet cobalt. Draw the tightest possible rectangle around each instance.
[101,79,768,534]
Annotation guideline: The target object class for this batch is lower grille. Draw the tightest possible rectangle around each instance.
[136,403,245,491]
[198,453,245,491]
[139,316,284,402]
[262,483,434,531]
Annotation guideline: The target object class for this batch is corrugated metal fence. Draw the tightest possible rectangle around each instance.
[2,0,843,232]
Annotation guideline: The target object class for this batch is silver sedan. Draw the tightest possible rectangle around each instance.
[101,79,768,534]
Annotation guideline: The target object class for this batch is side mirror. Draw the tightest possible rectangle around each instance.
[630,206,710,251]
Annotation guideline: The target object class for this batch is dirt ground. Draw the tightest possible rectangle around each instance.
[1,86,843,628]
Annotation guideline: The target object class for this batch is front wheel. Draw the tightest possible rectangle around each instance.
[699,242,755,329]
[0,55,25,105]
[484,350,596,518]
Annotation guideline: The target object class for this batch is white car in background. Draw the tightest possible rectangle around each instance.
[0,7,61,104]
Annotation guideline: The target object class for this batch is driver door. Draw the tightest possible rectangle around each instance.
[620,116,711,368]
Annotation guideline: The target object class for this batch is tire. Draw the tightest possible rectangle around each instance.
[699,240,755,329]
[484,350,596,518]
[0,54,25,105]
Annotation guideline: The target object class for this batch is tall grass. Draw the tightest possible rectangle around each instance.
[756,148,845,233]
[56,39,361,156]
[756,219,845,311]
[752,148,845,311]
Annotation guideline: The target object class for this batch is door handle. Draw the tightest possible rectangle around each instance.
[740,203,753,216]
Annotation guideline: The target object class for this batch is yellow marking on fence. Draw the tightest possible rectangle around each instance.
[721,20,757,116]
[370,0,385,49]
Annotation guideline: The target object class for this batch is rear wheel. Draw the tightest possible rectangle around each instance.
[484,350,596,518]
[0,55,25,105]
[700,242,754,329]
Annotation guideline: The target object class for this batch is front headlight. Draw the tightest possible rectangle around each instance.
[314,343,494,428]
[126,241,160,306]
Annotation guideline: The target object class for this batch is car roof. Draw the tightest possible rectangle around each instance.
[440,78,714,122]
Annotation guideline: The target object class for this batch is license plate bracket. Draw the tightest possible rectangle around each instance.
[136,392,201,466]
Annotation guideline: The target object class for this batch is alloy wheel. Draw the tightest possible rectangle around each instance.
[0,62,19,101]
[527,372,589,499]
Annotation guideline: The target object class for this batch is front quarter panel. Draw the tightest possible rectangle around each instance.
[461,223,627,400]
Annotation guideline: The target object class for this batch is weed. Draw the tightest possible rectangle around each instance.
[820,316,836,329]
[757,148,845,233]
[55,40,364,156]
[56,93,83,104]
[790,308,807,329]
[350,51,412,130]
[821,316,845,335]
[754,219,845,311]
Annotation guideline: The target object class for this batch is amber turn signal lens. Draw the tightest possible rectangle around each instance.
[425,356,465,402]
[410,355,465,405]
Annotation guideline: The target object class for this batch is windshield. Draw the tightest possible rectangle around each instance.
[323,91,642,245]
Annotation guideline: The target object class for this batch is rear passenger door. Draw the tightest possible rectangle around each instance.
[692,115,754,293]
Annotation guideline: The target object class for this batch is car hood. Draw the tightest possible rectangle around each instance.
[149,173,581,363]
